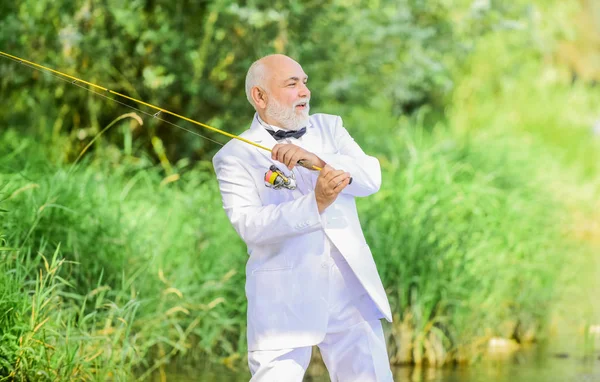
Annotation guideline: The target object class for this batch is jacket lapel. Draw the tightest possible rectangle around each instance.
[245,114,278,160]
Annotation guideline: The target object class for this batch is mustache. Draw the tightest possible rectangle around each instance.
[293,99,310,108]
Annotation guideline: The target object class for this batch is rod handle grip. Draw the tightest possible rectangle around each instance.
[297,160,353,184]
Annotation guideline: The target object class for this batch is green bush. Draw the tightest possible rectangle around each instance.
[0,0,537,162]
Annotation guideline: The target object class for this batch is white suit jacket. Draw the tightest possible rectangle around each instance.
[212,113,392,351]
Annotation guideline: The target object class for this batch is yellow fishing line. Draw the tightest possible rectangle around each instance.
[0,50,323,172]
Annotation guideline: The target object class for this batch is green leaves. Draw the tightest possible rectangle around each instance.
[142,66,176,90]
[0,0,527,163]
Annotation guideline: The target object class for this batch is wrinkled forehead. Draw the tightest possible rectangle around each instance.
[265,58,307,85]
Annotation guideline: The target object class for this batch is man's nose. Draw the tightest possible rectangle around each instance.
[298,82,310,98]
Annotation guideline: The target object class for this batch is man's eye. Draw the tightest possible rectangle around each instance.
[287,83,296,87]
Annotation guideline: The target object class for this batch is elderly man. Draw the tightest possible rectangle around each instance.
[212,54,394,381]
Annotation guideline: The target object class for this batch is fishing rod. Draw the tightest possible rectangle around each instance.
[0,51,331,188]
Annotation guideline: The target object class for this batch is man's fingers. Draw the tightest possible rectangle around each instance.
[323,169,345,182]
[322,169,341,180]
[328,172,351,188]
[271,145,307,169]
[333,176,351,193]
[272,144,291,162]
[288,149,306,169]
[280,146,292,163]
[333,177,352,194]
[271,144,280,160]
[281,147,292,167]
[289,152,305,169]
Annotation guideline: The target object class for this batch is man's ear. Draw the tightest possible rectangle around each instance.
[251,86,267,109]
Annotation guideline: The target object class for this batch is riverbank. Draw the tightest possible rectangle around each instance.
[151,339,600,381]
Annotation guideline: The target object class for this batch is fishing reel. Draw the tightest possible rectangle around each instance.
[264,165,297,190]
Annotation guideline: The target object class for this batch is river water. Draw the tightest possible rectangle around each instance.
[156,342,600,382]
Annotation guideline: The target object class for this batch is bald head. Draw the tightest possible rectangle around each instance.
[245,54,305,108]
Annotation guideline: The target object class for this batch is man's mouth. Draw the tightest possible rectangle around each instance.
[295,102,308,110]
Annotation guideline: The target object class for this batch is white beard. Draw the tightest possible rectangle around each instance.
[265,97,310,130]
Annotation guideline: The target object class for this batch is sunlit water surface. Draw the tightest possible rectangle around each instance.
[154,342,600,382]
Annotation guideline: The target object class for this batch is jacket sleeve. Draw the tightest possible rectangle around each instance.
[213,152,323,246]
[315,116,382,197]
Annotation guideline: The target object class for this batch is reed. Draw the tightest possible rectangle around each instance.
[1,134,247,379]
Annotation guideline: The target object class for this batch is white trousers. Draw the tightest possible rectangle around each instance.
[248,319,393,382]
[248,247,394,382]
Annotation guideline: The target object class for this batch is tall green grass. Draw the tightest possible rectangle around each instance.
[1,134,248,379]
[358,126,570,364]
[449,29,600,358]
[348,28,599,365]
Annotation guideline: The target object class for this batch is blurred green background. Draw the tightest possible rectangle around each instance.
[1,0,599,380]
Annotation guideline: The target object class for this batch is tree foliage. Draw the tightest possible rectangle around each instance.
[0,0,553,162]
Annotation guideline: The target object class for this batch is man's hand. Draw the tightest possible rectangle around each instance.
[271,143,326,170]
[315,165,351,213]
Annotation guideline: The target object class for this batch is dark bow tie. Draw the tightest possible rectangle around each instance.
[266,127,307,141]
